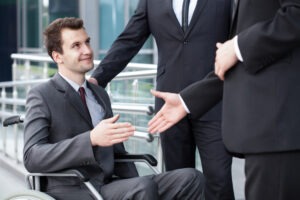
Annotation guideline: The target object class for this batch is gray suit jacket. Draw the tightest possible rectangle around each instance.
[92,0,232,120]
[180,0,300,154]
[23,73,138,191]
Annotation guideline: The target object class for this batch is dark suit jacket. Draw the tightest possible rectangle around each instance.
[92,0,232,120]
[23,73,138,191]
[180,0,300,154]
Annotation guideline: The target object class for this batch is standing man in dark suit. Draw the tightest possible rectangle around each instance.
[89,1,234,199]
[148,0,300,199]
[23,17,204,200]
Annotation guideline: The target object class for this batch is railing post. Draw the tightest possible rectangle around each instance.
[12,59,17,81]
[43,62,48,79]
[12,86,20,163]
[157,137,165,172]
[24,60,31,80]
[1,86,7,155]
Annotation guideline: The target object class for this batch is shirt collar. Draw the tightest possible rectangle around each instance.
[58,72,87,92]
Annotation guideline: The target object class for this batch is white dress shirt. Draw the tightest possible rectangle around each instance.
[59,72,105,127]
[173,0,198,26]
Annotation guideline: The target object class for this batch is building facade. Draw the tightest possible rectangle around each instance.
[0,0,157,81]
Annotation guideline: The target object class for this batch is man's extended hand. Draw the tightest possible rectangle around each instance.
[214,39,238,80]
[90,114,135,146]
[148,90,187,134]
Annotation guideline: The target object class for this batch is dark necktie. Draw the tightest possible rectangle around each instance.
[182,0,190,33]
[79,87,90,115]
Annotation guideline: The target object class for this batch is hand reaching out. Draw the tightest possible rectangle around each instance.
[90,114,135,146]
[148,90,187,134]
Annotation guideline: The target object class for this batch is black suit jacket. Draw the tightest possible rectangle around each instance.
[23,73,138,191]
[181,0,300,154]
[92,0,231,120]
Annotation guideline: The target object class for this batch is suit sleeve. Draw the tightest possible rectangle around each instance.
[23,87,98,173]
[92,0,150,87]
[180,72,223,119]
[238,1,300,74]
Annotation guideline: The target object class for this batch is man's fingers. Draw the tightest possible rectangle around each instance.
[214,61,225,81]
[150,89,166,100]
[148,112,168,133]
[148,111,162,126]
[103,114,120,123]
[149,119,171,134]
[216,42,222,49]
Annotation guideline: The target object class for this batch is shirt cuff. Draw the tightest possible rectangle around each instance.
[234,35,243,62]
[179,94,190,114]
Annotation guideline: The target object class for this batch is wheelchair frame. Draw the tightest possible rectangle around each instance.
[3,115,159,200]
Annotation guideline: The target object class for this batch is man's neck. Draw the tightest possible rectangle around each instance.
[58,69,85,86]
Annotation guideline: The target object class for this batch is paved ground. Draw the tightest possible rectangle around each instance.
[232,158,245,200]
[0,158,27,199]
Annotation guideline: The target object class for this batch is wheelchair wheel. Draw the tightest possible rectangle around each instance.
[4,190,55,200]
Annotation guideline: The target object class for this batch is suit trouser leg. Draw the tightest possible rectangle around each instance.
[100,176,159,200]
[245,151,300,200]
[152,168,205,200]
[192,120,235,200]
[160,117,196,170]
[45,185,95,200]
[100,168,204,200]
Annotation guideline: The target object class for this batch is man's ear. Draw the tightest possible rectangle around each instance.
[52,51,63,64]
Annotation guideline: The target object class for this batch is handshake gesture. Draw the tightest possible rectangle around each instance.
[148,90,187,134]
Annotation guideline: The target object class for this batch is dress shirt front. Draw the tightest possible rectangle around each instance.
[59,72,105,127]
[173,0,197,26]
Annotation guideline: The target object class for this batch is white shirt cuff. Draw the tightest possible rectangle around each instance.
[179,94,190,114]
[234,35,243,62]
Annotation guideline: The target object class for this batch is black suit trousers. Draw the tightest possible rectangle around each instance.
[245,151,300,200]
[160,119,234,200]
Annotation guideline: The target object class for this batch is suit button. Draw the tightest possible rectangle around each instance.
[183,41,188,45]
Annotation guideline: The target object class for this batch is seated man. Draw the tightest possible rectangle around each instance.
[23,17,204,200]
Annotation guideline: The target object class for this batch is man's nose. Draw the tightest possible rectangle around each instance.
[82,44,92,54]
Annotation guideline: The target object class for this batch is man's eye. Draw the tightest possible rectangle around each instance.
[73,43,80,48]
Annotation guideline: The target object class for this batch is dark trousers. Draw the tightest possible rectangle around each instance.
[161,118,234,200]
[46,168,204,200]
[100,168,205,200]
[245,151,300,200]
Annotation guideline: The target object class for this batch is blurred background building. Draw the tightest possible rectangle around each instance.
[0,0,156,82]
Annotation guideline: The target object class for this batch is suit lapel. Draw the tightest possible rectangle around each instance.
[167,0,184,34]
[187,0,208,34]
[87,82,110,119]
[230,0,239,36]
[66,88,93,126]
[185,0,208,36]
[51,73,93,127]
[167,0,208,37]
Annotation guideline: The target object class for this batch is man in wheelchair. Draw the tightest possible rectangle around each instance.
[23,17,204,200]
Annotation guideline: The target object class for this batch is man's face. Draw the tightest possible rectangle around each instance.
[54,28,94,75]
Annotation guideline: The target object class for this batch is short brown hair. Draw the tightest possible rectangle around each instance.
[43,17,84,59]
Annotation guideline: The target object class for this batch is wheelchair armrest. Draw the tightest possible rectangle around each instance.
[27,169,89,183]
[115,154,158,166]
[3,115,24,126]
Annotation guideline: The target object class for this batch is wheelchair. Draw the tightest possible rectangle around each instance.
[3,115,159,200]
